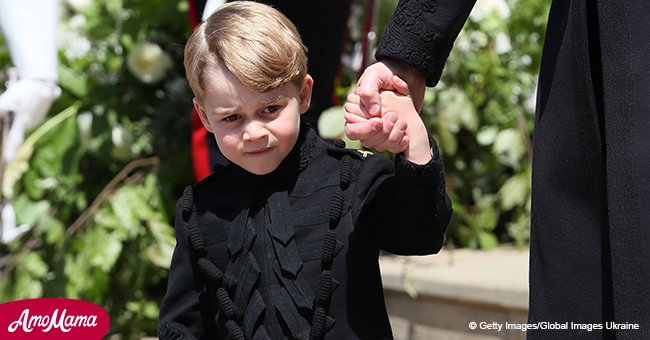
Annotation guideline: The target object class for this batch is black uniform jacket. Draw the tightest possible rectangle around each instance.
[376,0,650,338]
[158,124,452,339]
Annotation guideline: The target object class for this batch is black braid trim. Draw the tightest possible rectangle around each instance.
[225,319,245,340]
[317,270,332,308]
[333,139,346,148]
[197,257,224,284]
[180,186,193,222]
[328,190,345,224]
[310,306,327,340]
[217,287,237,320]
[187,221,205,253]
[309,154,354,337]
[339,156,352,189]
[320,231,337,269]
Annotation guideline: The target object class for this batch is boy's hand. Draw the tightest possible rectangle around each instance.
[345,77,432,164]
[344,91,409,154]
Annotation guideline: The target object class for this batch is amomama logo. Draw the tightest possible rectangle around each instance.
[0,298,110,339]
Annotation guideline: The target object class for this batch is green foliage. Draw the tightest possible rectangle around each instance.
[0,0,192,337]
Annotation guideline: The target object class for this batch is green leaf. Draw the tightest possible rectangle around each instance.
[23,252,49,277]
[476,126,498,146]
[499,172,531,210]
[317,106,346,140]
[13,197,51,227]
[84,228,124,271]
[438,87,476,133]
[478,231,498,249]
[493,128,526,167]
[147,241,174,268]
[42,218,66,245]
[507,213,531,248]
[436,127,458,155]
[59,65,89,97]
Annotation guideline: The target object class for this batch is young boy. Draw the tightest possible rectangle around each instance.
[158,2,452,339]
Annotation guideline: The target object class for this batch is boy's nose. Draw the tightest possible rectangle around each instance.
[242,120,268,141]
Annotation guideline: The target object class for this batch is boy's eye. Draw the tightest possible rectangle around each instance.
[222,114,240,122]
[261,105,281,114]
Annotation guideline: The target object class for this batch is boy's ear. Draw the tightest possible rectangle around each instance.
[299,75,314,114]
[193,98,214,133]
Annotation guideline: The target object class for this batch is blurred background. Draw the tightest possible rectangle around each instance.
[0,0,549,338]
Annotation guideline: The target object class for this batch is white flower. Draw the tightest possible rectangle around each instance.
[77,111,93,148]
[477,126,499,146]
[524,86,538,114]
[470,0,511,22]
[456,32,472,52]
[469,31,489,48]
[111,125,132,159]
[59,15,92,60]
[493,128,526,166]
[0,204,31,244]
[127,42,173,84]
[495,32,512,54]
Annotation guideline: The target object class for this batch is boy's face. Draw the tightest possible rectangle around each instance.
[195,66,313,175]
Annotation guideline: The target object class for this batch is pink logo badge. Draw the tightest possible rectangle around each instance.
[0,298,110,339]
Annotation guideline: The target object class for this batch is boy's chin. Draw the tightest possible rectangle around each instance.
[240,162,280,175]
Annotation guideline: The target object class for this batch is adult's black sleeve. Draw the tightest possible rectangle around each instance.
[375,0,476,86]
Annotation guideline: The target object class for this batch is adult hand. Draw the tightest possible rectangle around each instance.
[345,59,426,148]
[355,58,426,116]
[0,79,61,162]
[344,89,409,153]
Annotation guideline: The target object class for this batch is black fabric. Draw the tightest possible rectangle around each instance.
[376,0,650,338]
[596,2,649,338]
[158,123,451,339]
[375,0,476,87]
[528,1,650,338]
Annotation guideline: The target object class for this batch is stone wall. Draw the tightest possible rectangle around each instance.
[380,247,529,340]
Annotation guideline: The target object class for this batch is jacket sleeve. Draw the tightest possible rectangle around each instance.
[375,0,476,86]
[352,137,452,255]
[158,201,214,340]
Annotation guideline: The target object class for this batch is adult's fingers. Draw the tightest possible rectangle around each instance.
[355,62,397,116]
[392,75,411,96]
[355,82,382,117]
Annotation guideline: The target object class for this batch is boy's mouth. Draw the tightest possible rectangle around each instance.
[246,146,272,154]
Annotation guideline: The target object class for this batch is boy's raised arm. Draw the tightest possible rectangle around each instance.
[346,84,451,255]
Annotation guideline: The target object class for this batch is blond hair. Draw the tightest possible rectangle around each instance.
[184,1,308,103]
